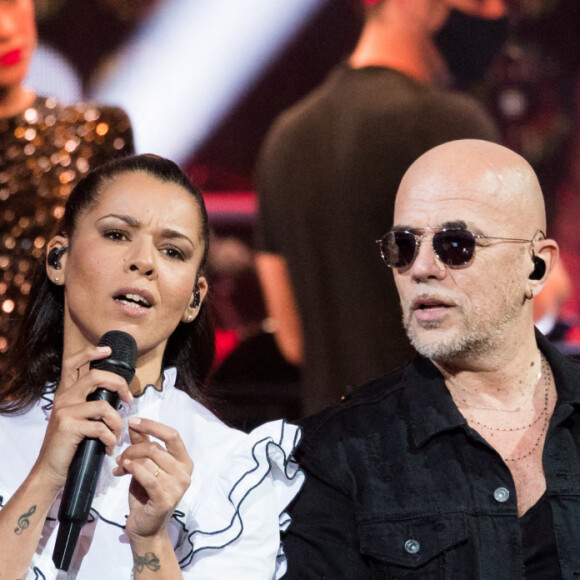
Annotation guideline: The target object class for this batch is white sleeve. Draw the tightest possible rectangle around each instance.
[174,420,304,579]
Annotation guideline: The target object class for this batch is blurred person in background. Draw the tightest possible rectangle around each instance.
[551,72,580,344]
[255,0,509,415]
[0,0,134,365]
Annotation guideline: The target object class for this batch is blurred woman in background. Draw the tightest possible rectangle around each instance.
[0,0,134,364]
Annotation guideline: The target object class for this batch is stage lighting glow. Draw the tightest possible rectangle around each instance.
[92,0,328,163]
[25,43,82,104]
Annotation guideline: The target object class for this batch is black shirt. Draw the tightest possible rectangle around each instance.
[521,492,562,578]
[284,331,580,579]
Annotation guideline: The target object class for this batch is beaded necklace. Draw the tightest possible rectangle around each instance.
[449,356,543,413]
[448,355,553,462]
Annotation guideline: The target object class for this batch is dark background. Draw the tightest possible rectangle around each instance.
[33,0,580,428]
[35,0,579,193]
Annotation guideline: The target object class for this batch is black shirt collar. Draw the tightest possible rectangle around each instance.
[404,329,580,449]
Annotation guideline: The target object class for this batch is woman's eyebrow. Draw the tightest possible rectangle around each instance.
[160,228,195,249]
[97,214,196,249]
[97,213,140,227]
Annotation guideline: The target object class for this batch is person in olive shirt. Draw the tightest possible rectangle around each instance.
[255,0,509,415]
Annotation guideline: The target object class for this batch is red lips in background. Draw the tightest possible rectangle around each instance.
[0,49,23,67]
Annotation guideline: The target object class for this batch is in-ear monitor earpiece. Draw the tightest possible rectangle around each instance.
[48,246,66,270]
[529,254,546,280]
[192,285,201,309]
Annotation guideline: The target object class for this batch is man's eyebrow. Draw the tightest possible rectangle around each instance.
[391,224,413,232]
[441,220,468,230]
[390,220,468,233]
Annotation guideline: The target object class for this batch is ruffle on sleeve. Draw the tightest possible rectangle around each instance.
[173,419,304,577]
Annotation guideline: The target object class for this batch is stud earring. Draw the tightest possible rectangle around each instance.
[54,277,60,284]
[187,315,193,323]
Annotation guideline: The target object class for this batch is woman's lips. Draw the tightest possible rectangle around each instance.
[113,297,152,316]
[113,288,155,316]
[0,49,23,67]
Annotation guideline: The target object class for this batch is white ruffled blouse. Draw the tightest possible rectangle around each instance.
[0,368,303,579]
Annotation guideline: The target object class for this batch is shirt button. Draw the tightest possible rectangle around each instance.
[494,487,510,503]
[404,539,420,554]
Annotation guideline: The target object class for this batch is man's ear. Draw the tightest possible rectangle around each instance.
[527,238,559,296]
[181,276,209,323]
[46,235,69,285]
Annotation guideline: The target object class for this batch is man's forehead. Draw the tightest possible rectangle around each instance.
[393,139,545,231]
[395,154,510,211]
[395,176,496,211]
[393,180,502,232]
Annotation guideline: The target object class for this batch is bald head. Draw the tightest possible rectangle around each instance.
[395,139,546,236]
[391,140,558,364]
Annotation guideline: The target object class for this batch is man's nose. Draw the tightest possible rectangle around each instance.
[409,235,446,281]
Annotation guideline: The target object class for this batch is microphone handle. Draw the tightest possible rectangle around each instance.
[53,389,120,570]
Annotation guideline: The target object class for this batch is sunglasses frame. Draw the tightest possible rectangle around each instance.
[376,228,545,270]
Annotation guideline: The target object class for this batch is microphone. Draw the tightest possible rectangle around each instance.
[52,330,137,571]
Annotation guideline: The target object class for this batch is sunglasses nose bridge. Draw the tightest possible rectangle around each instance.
[412,232,446,272]
[418,231,439,257]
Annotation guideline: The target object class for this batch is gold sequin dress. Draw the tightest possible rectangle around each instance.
[0,95,134,360]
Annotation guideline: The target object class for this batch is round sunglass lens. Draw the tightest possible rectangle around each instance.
[387,232,416,268]
[434,230,475,266]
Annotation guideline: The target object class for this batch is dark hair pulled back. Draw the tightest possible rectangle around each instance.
[1,154,215,414]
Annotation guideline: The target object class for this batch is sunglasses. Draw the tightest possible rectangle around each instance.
[377,228,542,269]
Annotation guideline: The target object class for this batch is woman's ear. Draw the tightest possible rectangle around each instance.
[181,276,209,323]
[46,235,69,286]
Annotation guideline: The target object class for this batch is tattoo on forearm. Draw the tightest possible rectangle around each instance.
[14,505,36,535]
[134,552,161,573]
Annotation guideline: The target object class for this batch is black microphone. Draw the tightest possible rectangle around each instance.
[53,330,137,571]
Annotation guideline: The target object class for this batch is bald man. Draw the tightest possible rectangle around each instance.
[284,140,580,578]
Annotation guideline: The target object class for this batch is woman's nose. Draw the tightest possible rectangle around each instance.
[124,245,157,278]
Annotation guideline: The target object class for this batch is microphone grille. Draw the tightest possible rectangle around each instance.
[92,330,138,385]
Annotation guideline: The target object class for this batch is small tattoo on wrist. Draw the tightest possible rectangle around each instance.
[134,552,161,573]
[14,505,36,535]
